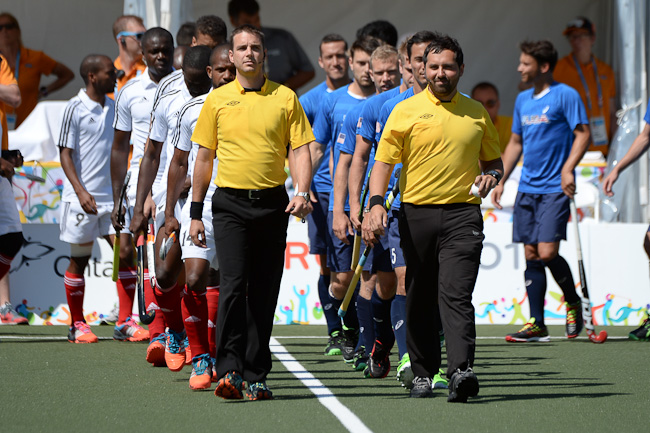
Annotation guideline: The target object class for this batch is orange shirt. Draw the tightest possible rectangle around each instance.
[0,54,19,150]
[6,46,57,128]
[554,54,616,155]
[108,56,146,100]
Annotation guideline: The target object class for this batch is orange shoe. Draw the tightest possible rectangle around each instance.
[189,354,213,390]
[68,321,98,344]
[212,358,218,382]
[184,337,192,365]
[0,302,29,325]
[165,330,186,372]
[214,370,244,399]
[146,333,167,367]
[113,317,150,342]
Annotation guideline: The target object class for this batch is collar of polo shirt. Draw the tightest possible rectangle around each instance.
[234,75,270,94]
[425,89,461,106]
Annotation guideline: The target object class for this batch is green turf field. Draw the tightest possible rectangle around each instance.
[0,325,648,432]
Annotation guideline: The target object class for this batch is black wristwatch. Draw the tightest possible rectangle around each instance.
[485,170,502,185]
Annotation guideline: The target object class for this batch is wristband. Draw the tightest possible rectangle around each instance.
[485,170,502,185]
[190,201,204,220]
[368,195,384,209]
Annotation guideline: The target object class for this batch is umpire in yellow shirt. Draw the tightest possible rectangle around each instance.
[362,33,502,402]
[190,24,314,401]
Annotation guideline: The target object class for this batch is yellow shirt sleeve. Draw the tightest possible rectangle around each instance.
[480,110,502,161]
[191,91,218,150]
[286,92,315,149]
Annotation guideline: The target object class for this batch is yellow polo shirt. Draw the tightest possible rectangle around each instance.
[192,77,314,189]
[494,115,512,153]
[376,89,501,205]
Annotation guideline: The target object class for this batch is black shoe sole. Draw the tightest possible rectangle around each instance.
[448,374,479,403]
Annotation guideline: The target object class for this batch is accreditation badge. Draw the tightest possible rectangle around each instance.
[589,116,608,147]
[6,113,16,130]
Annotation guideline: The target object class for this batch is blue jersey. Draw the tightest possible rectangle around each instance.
[299,81,330,126]
[375,87,415,209]
[313,85,367,194]
[644,100,650,124]
[512,82,588,194]
[358,86,401,145]
[336,102,367,212]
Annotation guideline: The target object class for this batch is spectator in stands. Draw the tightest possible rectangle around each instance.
[0,12,74,128]
[111,15,147,97]
[554,17,616,157]
[471,82,512,152]
[227,0,314,91]
[176,22,196,47]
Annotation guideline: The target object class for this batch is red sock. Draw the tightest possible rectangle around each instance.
[144,270,166,339]
[116,266,136,323]
[181,287,209,358]
[154,280,184,332]
[64,271,85,323]
[206,285,219,358]
[0,253,13,281]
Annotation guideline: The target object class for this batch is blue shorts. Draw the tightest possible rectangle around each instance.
[363,228,393,274]
[388,208,406,268]
[513,192,569,244]
[306,190,330,255]
[326,210,355,272]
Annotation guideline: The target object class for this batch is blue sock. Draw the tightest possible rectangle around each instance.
[544,255,580,305]
[391,294,407,358]
[318,274,340,335]
[372,290,395,352]
[525,260,547,326]
[356,295,374,350]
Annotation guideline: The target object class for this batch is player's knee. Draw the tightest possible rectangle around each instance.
[155,265,178,288]
[539,250,558,263]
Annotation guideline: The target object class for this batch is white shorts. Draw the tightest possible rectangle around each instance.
[152,189,185,236]
[180,198,218,270]
[59,201,115,244]
[0,177,21,237]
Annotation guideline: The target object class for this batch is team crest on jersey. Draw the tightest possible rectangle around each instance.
[420,113,433,119]
[226,100,240,106]
[336,133,346,144]
[356,117,363,129]
[522,114,550,125]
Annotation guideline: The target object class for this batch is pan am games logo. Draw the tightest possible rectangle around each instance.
[9,237,56,273]
[522,114,550,125]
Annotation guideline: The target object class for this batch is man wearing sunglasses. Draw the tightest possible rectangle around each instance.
[471,82,512,153]
[111,15,147,97]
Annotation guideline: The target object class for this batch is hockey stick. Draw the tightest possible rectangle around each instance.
[339,168,401,318]
[569,198,607,344]
[136,228,155,325]
[159,232,176,260]
[351,168,373,269]
[146,218,156,288]
[112,171,131,282]
[16,172,46,183]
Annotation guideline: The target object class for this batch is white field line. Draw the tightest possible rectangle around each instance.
[1,335,628,341]
[269,337,373,433]
[0,336,114,341]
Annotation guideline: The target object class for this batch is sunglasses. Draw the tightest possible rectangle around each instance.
[0,23,17,31]
[116,31,144,41]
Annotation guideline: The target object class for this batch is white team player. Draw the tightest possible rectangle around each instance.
[110,28,175,363]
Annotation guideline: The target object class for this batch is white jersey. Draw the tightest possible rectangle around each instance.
[113,69,158,178]
[58,89,114,205]
[149,82,192,204]
[172,92,218,202]
[152,69,184,107]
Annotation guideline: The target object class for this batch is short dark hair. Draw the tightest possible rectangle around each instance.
[520,40,558,72]
[196,15,227,45]
[356,20,398,47]
[406,31,436,59]
[471,82,499,98]
[80,54,112,85]
[423,32,464,67]
[210,43,232,65]
[182,45,212,71]
[176,22,196,47]
[228,0,259,18]
[141,27,174,50]
[231,24,265,50]
[319,33,347,55]
[350,37,382,59]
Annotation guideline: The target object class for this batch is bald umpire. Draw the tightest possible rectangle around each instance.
[189,24,313,401]
[363,32,502,402]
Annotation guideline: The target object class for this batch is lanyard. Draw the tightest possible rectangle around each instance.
[572,54,603,112]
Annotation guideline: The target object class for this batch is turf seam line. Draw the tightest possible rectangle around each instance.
[269,337,373,433]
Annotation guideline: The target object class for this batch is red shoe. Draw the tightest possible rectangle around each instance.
[0,302,28,325]
[68,321,98,344]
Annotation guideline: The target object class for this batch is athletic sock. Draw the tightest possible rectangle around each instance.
[356,295,374,350]
[64,271,85,323]
[371,290,395,351]
[0,253,14,281]
[327,285,343,330]
[206,285,219,358]
[525,260,547,326]
[319,274,340,335]
[181,287,209,357]
[391,294,407,358]
[341,285,360,332]
[144,270,166,339]
[154,281,184,332]
[116,266,137,324]
[544,255,580,305]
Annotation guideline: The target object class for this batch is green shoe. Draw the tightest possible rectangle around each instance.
[324,330,343,356]
[433,368,448,389]
[396,353,414,389]
[629,316,650,341]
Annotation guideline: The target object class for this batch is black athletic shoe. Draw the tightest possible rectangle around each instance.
[368,340,391,378]
[324,330,343,356]
[352,345,368,371]
[409,376,433,398]
[629,316,650,341]
[447,367,479,403]
[566,302,583,338]
[341,327,358,363]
